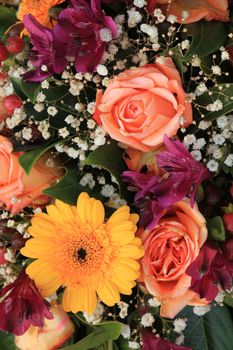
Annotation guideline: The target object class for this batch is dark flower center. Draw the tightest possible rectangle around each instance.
[77,248,87,261]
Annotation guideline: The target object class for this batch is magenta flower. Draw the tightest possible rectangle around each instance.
[157,135,209,207]
[0,269,53,335]
[186,240,233,301]
[54,0,118,72]
[142,332,191,350]
[23,14,67,82]
[123,136,209,229]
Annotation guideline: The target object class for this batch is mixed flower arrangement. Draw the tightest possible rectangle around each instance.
[0,0,233,349]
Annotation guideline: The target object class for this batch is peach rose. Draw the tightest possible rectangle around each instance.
[94,58,192,152]
[15,304,75,350]
[0,136,61,213]
[156,0,229,23]
[139,198,208,318]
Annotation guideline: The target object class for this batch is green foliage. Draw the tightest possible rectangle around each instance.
[178,305,233,350]
[182,21,227,63]
[19,140,61,175]
[10,77,41,104]
[43,166,83,205]
[61,322,122,350]
[0,6,17,36]
[0,331,18,350]
[83,141,127,195]
[196,84,233,120]
[207,216,226,241]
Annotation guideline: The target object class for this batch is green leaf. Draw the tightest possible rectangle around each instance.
[0,6,17,36]
[44,85,69,101]
[43,167,82,205]
[61,322,122,350]
[19,140,60,175]
[196,84,233,120]
[83,141,127,194]
[224,295,233,308]
[207,216,226,241]
[0,331,18,350]
[10,77,41,103]
[183,21,227,63]
[178,305,233,350]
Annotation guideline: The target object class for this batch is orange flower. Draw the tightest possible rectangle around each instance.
[14,304,75,350]
[17,0,64,35]
[157,0,229,23]
[0,136,62,213]
[139,198,208,318]
[94,57,192,152]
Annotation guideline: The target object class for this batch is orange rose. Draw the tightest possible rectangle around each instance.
[157,0,229,23]
[139,198,208,318]
[0,136,61,213]
[94,58,192,152]
[15,304,75,350]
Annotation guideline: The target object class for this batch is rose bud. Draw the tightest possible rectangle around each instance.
[6,36,24,54]
[222,237,233,261]
[0,43,8,62]
[2,95,23,115]
[0,96,10,122]
[0,247,6,264]
[15,304,75,350]
[223,213,233,234]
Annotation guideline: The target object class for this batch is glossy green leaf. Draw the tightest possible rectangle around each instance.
[183,21,227,63]
[10,77,41,104]
[61,322,122,350]
[19,140,60,175]
[196,84,233,120]
[83,141,127,194]
[44,85,69,102]
[0,6,17,36]
[43,167,80,205]
[178,305,233,350]
[0,331,18,350]
[207,216,226,241]
[224,295,233,308]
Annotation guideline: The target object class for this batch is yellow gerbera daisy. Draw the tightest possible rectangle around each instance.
[17,0,64,35]
[21,193,144,314]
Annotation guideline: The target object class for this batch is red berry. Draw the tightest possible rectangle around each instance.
[3,95,23,115]
[223,212,233,234]
[0,43,8,62]
[0,248,6,265]
[6,36,24,54]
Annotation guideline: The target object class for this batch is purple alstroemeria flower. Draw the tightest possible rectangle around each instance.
[157,135,209,207]
[122,135,209,229]
[186,240,233,301]
[54,0,118,73]
[23,14,67,82]
[142,331,191,350]
[0,269,53,335]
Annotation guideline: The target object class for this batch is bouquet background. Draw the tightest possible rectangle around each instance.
[0,0,232,349]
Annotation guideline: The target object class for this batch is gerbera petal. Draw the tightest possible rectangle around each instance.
[97,280,120,306]
[119,245,144,259]
[107,206,130,224]
[55,200,76,221]
[77,192,90,223]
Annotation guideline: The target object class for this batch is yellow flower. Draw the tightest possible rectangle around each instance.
[21,193,144,314]
[17,0,64,35]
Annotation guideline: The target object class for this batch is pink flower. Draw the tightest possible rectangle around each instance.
[186,240,233,301]
[0,270,53,336]
[142,331,191,350]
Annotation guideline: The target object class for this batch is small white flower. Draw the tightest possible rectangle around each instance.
[221,51,229,61]
[34,103,44,112]
[173,318,187,334]
[128,341,140,349]
[193,305,211,316]
[167,15,177,23]
[41,80,49,89]
[87,102,96,114]
[58,127,69,138]
[47,106,58,116]
[127,8,142,28]
[181,39,190,50]
[224,154,233,167]
[213,149,223,160]
[96,64,108,76]
[191,150,202,161]
[22,127,33,141]
[175,334,185,345]
[211,65,221,75]
[99,28,113,42]
[133,0,145,8]
[121,324,131,339]
[217,116,228,129]
[198,120,211,130]
[148,297,161,307]
[141,313,155,327]
[207,159,219,172]
[213,134,225,145]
